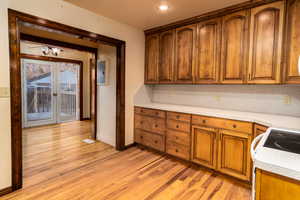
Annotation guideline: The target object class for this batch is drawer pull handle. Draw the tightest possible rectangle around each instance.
[176,125,179,128]
[140,136,143,139]
[175,149,179,152]
[155,112,159,115]
[140,121,144,125]
[233,124,237,128]
[154,140,158,144]
[202,120,206,123]
[155,124,158,128]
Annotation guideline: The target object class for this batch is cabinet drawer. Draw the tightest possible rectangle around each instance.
[167,112,191,122]
[166,129,190,146]
[166,141,190,160]
[135,107,165,118]
[167,120,190,133]
[135,129,165,152]
[135,129,145,144]
[135,114,166,135]
[144,131,165,152]
[192,115,253,134]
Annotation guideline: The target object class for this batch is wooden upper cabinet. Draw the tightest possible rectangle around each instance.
[145,34,159,84]
[247,1,284,84]
[285,0,300,84]
[194,18,221,84]
[221,10,250,84]
[174,25,196,83]
[217,130,251,181]
[159,30,175,83]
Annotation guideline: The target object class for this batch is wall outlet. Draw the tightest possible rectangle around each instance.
[0,87,10,98]
[214,95,221,102]
[283,95,292,105]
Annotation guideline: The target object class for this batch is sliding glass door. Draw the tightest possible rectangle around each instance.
[22,59,80,128]
[58,63,80,122]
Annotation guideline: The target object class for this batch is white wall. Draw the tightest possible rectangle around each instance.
[0,0,145,190]
[152,85,300,117]
[97,44,116,146]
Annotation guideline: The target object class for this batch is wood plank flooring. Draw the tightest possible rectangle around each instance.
[2,121,251,200]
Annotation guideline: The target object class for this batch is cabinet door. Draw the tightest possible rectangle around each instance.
[217,130,251,181]
[285,0,300,84]
[194,18,221,84]
[248,1,284,84]
[191,126,218,169]
[145,34,159,84]
[254,124,268,138]
[174,25,196,83]
[221,10,249,84]
[159,30,175,83]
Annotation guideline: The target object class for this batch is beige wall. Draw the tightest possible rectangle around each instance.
[97,45,117,146]
[20,41,92,118]
[0,0,145,190]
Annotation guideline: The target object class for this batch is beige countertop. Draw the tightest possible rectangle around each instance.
[135,103,300,131]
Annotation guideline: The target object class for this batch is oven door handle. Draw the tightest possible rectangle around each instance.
[251,133,265,161]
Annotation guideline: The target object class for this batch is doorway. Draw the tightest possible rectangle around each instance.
[22,59,81,127]
[8,9,126,191]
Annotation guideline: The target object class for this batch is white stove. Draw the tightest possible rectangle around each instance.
[251,128,300,199]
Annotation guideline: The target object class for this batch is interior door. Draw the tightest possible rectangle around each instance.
[22,59,57,128]
[58,62,80,122]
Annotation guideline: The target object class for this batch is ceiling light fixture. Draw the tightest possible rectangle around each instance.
[159,4,169,11]
[41,46,63,56]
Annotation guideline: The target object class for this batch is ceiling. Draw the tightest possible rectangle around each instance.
[64,0,248,30]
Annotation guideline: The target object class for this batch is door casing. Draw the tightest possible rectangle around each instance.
[8,9,126,191]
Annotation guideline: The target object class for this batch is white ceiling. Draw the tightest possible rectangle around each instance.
[64,0,248,30]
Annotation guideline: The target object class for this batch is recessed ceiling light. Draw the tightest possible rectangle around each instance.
[159,4,169,11]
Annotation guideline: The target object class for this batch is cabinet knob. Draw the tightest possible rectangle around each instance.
[175,136,178,140]
[154,140,158,144]
[175,149,178,152]
[176,115,180,119]
[233,124,237,128]
[176,125,179,128]
[140,121,143,124]
[155,124,158,128]
[202,120,206,124]
[155,112,159,115]
[140,136,143,139]
[141,109,144,113]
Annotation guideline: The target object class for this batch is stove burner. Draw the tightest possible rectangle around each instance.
[264,129,300,154]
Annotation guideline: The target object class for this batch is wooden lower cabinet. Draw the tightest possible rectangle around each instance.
[135,107,254,182]
[255,169,300,200]
[191,126,218,169]
[217,130,252,181]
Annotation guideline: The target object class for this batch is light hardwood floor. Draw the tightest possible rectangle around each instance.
[2,121,251,200]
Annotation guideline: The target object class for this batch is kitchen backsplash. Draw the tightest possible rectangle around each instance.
[151,85,300,117]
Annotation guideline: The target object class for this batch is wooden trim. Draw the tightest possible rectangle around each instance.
[124,142,137,150]
[144,0,283,35]
[20,54,85,121]
[116,43,126,150]
[81,117,91,121]
[0,186,13,197]
[8,9,126,192]
[8,9,125,46]
[20,33,98,53]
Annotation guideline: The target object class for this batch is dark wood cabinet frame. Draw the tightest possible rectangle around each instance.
[8,9,126,192]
